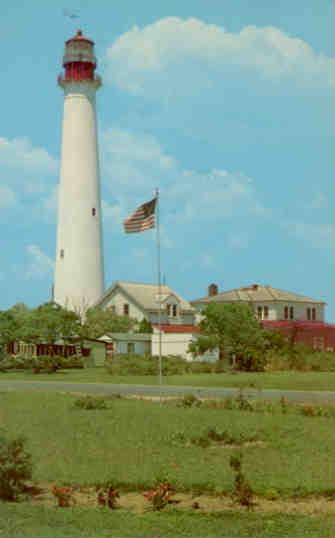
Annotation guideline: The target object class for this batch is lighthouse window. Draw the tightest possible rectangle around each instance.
[60,249,64,259]
[92,208,96,216]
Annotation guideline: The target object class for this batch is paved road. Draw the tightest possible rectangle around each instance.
[0,380,335,403]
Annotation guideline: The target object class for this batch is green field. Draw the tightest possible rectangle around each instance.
[1,391,335,494]
[1,390,335,536]
[1,367,335,391]
[1,504,335,538]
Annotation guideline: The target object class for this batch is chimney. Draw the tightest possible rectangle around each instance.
[252,284,258,290]
[208,283,218,297]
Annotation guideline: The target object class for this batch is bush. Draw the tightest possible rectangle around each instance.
[0,433,32,501]
[265,346,335,372]
[73,395,108,410]
[177,394,202,408]
[105,353,228,376]
[143,482,176,511]
[96,484,120,509]
[0,354,84,373]
[51,485,74,507]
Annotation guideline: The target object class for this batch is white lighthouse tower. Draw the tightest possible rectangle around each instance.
[54,30,104,310]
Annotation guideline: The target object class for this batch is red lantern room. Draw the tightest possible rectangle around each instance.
[62,29,97,81]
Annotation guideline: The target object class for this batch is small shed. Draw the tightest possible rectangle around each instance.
[100,333,151,356]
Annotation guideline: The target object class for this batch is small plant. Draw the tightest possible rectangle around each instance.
[280,396,288,414]
[236,389,254,412]
[177,394,202,408]
[0,433,32,501]
[73,395,108,410]
[96,484,120,509]
[229,451,255,510]
[143,482,176,511]
[300,404,324,417]
[51,485,74,507]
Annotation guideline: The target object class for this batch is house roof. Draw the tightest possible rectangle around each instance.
[105,332,152,342]
[191,284,325,306]
[261,320,335,330]
[153,324,200,334]
[97,281,195,313]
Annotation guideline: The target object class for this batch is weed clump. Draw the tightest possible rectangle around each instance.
[51,485,74,507]
[73,395,108,410]
[96,484,120,509]
[229,451,255,510]
[177,394,202,408]
[0,433,32,501]
[143,482,177,511]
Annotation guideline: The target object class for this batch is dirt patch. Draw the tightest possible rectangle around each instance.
[21,483,335,515]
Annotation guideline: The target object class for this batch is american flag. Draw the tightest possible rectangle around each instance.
[123,197,157,233]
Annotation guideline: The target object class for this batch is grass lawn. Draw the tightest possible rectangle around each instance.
[1,504,335,538]
[2,391,335,537]
[1,367,335,391]
[1,391,335,496]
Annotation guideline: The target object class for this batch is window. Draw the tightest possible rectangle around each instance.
[123,303,129,316]
[263,306,269,320]
[127,342,135,353]
[312,307,316,321]
[92,208,96,216]
[167,304,178,317]
[284,306,289,320]
[60,249,64,259]
[257,306,262,320]
[110,305,116,314]
[307,307,311,321]
[289,306,294,320]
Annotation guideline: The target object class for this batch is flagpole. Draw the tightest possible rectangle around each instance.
[155,188,163,401]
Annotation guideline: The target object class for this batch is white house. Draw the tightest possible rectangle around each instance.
[96,281,196,326]
[191,283,326,322]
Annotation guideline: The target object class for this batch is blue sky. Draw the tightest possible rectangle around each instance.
[0,1,334,319]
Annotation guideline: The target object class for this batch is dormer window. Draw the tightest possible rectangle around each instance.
[92,208,96,216]
[167,304,178,317]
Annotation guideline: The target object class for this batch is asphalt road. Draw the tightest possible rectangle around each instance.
[0,380,335,403]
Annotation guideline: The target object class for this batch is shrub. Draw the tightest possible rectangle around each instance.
[0,433,32,501]
[73,395,108,410]
[96,484,120,509]
[143,482,176,511]
[177,394,202,408]
[51,485,74,507]
[229,451,255,510]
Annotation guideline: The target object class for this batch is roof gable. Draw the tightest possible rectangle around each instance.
[97,281,195,313]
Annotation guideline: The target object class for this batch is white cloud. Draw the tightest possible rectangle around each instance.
[101,127,175,196]
[0,136,57,176]
[101,127,269,228]
[25,245,54,280]
[105,18,335,97]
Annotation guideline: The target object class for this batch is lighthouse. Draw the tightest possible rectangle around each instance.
[54,30,104,311]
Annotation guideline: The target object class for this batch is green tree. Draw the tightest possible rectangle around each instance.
[27,303,81,343]
[137,318,153,334]
[79,307,136,339]
[189,303,268,371]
